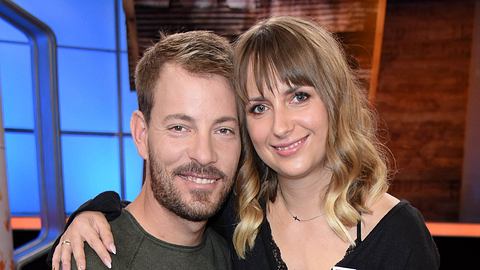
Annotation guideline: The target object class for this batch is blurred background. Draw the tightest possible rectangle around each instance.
[0,0,479,269]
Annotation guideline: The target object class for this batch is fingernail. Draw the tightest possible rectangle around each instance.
[104,257,112,269]
[78,264,85,270]
[109,243,117,254]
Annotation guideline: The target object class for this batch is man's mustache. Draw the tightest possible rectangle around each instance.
[173,162,227,179]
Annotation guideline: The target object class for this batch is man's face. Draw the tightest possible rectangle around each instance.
[145,63,240,222]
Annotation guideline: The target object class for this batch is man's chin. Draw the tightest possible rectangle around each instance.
[185,192,231,220]
[174,205,218,222]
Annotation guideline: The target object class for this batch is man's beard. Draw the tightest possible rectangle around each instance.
[149,148,232,222]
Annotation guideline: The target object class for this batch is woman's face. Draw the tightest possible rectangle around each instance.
[245,72,330,181]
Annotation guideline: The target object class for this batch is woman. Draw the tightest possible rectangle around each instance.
[51,16,439,269]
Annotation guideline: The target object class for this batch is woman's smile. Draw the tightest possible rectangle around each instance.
[271,135,309,157]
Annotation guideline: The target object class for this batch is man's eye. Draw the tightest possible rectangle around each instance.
[170,125,187,132]
[292,92,310,103]
[249,104,268,114]
[218,128,235,135]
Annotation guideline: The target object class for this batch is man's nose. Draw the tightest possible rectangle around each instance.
[188,132,218,166]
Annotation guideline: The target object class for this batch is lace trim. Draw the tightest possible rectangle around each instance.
[269,236,288,270]
[266,221,361,269]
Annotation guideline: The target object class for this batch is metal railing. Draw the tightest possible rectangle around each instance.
[0,0,65,268]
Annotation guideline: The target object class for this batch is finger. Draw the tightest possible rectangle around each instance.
[60,240,72,270]
[51,241,62,270]
[71,237,86,270]
[85,234,112,269]
[95,217,116,254]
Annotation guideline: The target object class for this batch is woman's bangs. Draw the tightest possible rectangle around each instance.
[249,47,315,97]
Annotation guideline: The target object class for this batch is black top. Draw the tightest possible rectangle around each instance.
[212,194,439,269]
[48,191,440,270]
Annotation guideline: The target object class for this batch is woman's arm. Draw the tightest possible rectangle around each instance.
[48,191,125,270]
[52,211,114,270]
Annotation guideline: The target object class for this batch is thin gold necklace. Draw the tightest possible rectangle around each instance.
[279,186,325,222]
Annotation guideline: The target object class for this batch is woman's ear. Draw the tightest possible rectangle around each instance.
[130,110,148,160]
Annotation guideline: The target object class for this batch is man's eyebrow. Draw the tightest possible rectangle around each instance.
[214,116,238,125]
[163,114,237,126]
[163,114,194,123]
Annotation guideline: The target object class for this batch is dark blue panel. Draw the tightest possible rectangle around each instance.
[118,0,127,52]
[121,53,137,133]
[0,42,34,129]
[12,0,116,50]
[62,134,120,214]
[0,17,28,42]
[5,132,40,215]
[58,48,118,132]
[123,136,143,201]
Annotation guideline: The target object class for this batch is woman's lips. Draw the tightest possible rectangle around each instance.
[271,135,309,157]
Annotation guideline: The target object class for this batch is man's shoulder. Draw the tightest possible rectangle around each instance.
[205,226,229,247]
[73,211,142,270]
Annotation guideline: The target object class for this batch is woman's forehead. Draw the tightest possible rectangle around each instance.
[246,69,285,95]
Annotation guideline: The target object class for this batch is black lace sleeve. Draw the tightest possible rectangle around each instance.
[47,191,128,266]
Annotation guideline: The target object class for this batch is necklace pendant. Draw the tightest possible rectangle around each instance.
[293,216,300,222]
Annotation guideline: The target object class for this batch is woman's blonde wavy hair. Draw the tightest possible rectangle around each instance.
[232,16,390,258]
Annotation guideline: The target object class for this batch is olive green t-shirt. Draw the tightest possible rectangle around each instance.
[72,210,232,270]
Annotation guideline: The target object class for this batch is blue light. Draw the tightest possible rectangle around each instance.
[0,17,28,42]
[2,0,136,217]
[118,0,127,52]
[58,47,118,132]
[121,52,137,133]
[62,134,121,214]
[0,42,34,129]
[5,132,40,215]
[12,0,116,50]
[123,136,143,201]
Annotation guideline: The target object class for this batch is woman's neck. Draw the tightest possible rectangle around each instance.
[275,167,332,219]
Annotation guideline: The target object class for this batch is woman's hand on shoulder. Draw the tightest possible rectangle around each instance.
[51,211,115,270]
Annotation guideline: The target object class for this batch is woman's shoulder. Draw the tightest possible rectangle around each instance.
[362,193,399,237]
[362,193,431,241]
[341,194,440,268]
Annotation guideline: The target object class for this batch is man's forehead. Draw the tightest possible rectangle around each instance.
[155,63,233,93]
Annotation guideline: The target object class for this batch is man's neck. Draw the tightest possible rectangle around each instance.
[126,184,208,247]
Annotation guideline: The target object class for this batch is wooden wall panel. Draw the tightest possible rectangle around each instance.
[376,0,475,221]
[126,0,383,91]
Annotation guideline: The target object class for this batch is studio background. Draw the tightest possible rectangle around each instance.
[0,0,479,269]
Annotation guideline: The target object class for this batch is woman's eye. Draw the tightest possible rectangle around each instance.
[250,104,268,114]
[292,92,310,103]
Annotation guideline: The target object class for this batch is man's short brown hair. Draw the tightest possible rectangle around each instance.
[135,31,233,123]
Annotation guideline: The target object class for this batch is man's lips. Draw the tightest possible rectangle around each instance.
[177,173,221,185]
[271,135,309,156]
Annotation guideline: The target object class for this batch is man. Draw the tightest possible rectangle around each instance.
[51,31,241,270]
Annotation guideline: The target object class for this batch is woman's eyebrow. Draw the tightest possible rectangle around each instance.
[248,96,266,102]
[282,86,301,96]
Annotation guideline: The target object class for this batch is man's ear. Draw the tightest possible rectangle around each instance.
[131,110,148,160]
